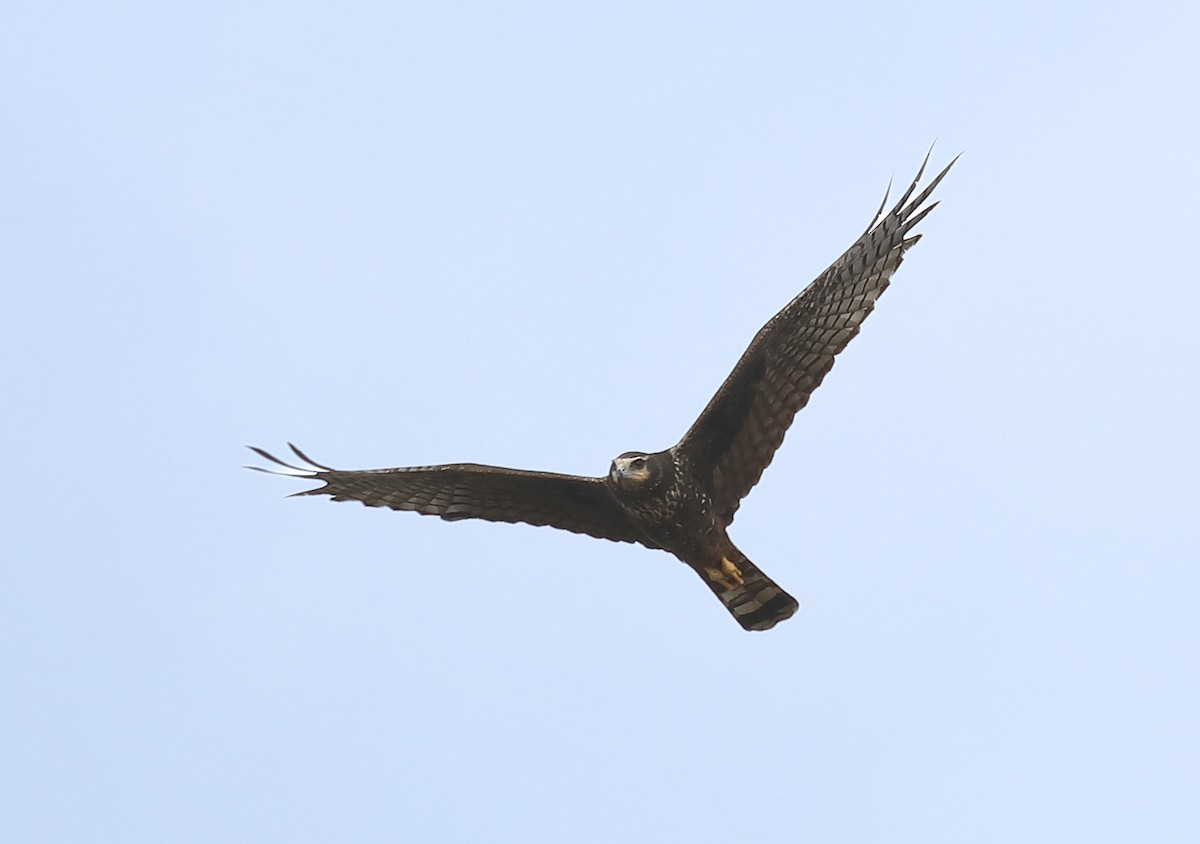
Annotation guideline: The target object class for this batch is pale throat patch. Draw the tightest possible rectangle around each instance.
[614,455,651,483]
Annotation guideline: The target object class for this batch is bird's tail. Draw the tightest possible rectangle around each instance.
[695,550,799,632]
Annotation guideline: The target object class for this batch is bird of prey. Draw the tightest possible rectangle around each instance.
[251,153,955,631]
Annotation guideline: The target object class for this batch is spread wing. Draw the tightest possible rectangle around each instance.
[674,152,956,525]
[248,444,658,548]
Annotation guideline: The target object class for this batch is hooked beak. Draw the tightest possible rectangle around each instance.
[610,456,648,486]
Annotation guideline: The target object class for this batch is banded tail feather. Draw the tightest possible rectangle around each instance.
[695,550,799,632]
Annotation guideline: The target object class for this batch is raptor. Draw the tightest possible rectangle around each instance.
[251,153,955,631]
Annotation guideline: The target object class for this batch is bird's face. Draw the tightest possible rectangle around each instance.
[609,451,658,489]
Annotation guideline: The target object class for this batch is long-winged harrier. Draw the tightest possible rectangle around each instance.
[251,153,955,631]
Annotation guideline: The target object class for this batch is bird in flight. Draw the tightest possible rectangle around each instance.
[251,153,955,631]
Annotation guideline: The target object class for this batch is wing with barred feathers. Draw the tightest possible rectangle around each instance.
[249,444,660,549]
[674,153,956,525]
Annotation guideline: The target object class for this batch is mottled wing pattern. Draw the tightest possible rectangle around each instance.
[676,153,956,524]
[249,444,658,548]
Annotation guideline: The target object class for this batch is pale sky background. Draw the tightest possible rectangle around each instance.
[3,2,1198,842]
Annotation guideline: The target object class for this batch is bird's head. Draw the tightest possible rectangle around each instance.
[609,451,665,490]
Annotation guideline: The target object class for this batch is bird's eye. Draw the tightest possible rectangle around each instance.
[631,457,646,470]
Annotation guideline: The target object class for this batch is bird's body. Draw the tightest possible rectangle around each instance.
[602,448,795,629]
[251,153,956,631]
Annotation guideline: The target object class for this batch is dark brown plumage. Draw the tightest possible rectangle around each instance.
[251,153,955,631]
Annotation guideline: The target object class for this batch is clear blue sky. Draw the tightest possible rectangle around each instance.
[3,2,1198,841]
